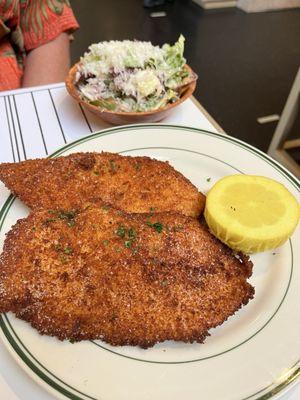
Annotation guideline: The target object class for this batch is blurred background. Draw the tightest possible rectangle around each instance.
[70,0,300,157]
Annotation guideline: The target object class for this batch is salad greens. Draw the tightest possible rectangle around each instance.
[75,35,193,113]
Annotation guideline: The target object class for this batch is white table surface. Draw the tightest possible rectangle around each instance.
[0,83,298,400]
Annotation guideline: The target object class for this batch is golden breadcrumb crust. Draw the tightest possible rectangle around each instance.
[0,152,205,217]
[0,204,254,348]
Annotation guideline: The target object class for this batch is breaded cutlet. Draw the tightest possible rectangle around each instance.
[0,152,205,217]
[0,204,254,348]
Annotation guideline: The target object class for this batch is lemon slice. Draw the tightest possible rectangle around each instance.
[204,175,299,253]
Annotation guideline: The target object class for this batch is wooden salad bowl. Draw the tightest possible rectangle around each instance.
[65,63,197,125]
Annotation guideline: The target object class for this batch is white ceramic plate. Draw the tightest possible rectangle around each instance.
[0,124,299,400]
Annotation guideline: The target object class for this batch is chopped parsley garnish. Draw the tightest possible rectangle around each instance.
[124,240,132,248]
[161,280,168,287]
[54,244,73,255]
[206,177,211,182]
[132,246,140,254]
[147,220,163,233]
[102,205,110,212]
[128,228,136,239]
[45,218,57,224]
[149,207,156,214]
[47,209,78,227]
[93,170,100,176]
[116,225,138,250]
[153,222,163,233]
[63,246,73,255]
[57,210,77,221]
[103,239,109,246]
[116,226,126,238]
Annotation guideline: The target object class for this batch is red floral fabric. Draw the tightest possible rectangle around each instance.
[0,0,79,91]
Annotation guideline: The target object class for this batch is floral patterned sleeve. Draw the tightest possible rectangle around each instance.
[0,0,23,90]
[0,0,78,91]
[20,0,79,51]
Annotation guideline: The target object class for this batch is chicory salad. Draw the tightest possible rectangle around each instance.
[75,35,195,113]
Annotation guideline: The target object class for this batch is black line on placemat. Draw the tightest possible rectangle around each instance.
[4,97,16,162]
[31,92,48,155]
[48,89,67,144]
[7,97,21,162]
[79,103,93,133]
[12,96,27,160]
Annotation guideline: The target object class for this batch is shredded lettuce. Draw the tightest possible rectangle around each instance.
[163,34,185,70]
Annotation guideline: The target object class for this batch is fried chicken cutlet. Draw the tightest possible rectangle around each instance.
[0,152,205,217]
[0,204,254,348]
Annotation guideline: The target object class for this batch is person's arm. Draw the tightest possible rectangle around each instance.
[22,32,71,88]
